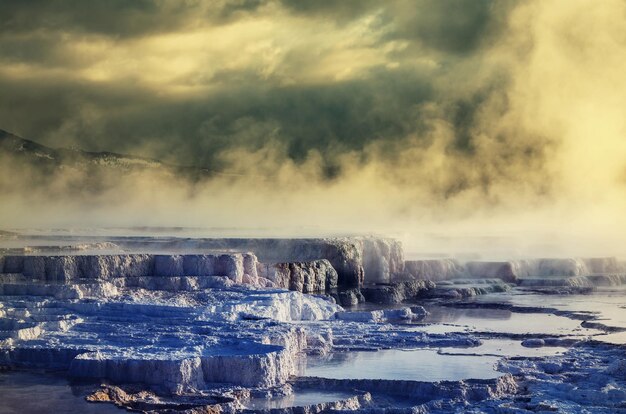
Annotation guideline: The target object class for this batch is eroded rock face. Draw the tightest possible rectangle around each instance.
[399,257,626,285]
[14,254,155,281]
[87,383,370,414]
[216,254,245,284]
[427,279,511,299]
[129,238,365,288]
[361,238,404,283]
[86,384,234,413]
[360,280,435,304]
[518,273,626,288]
[3,256,24,273]
[80,255,154,279]
[257,260,338,293]
[182,255,216,276]
[296,375,518,403]
[334,306,427,323]
[104,237,398,288]
[466,261,519,283]
[117,276,234,291]
[69,343,297,391]
[154,255,184,277]
[1,237,415,288]
[334,288,365,307]
[0,280,340,393]
[584,257,624,274]
[1,253,254,283]
[4,233,626,413]
[467,257,626,282]
[402,259,466,281]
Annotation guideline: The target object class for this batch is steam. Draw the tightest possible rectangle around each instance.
[1,0,625,258]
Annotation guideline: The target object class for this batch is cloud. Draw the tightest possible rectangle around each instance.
[0,0,625,257]
[0,1,510,167]
[0,0,269,37]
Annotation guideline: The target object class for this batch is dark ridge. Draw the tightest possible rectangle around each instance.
[0,128,221,181]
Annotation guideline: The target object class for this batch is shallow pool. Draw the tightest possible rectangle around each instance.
[243,390,355,409]
[414,305,597,336]
[472,289,626,342]
[305,348,502,381]
[0,371,122,414]
[439,338,568,358]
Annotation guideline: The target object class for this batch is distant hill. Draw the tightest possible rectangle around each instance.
[0,129,217,181]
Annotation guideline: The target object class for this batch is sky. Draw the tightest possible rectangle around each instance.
[1,0,625,257]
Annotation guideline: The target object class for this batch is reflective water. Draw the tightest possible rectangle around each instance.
[305,349,501,381]
[593,331,626,344]
[472,288,626,342]
[244,390,355,409]
[413,305,599,336]
[439,339,567,358]
[0,371,122,414]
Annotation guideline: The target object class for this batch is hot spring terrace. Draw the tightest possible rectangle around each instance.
[1,235,626,413]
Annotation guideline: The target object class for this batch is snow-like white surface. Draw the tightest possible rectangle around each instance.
[1,237,626,413]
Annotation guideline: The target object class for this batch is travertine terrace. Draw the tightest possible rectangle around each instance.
[1,232,626,412]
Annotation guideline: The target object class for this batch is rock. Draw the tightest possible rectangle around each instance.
[318,239,364,287]
[409,305,428,318]
[119,276,235,291]
[170,237,400,287]
[45,256,79,282]
[242,253,258,279]
[154,255,184,276]
[150,238,364,288]
[466,261,519,283]
[242,273,276,288]
[427,279,511,299]
[402,259,466,281]
[606,359,626,379]
[360,280,435,304]
[533,258,588,277]
[466,257,625,284]
[215,254,244,283]
[22,256,45,279]
[3,256,24,273]
[1,254,251,281]
[296,374,518,402]
[16,256,81,282]
[70,343,297,391]
[182,254,216,276]
[522,338,546,348]
[257,260,338,293]
[584,257,624,274]
[335,288,365,306]
[77,254,154,279]
[257,262,290,288]
[361,238,404,283]
[334,307,423,323]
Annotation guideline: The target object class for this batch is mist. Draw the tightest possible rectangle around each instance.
[1,0,625,259]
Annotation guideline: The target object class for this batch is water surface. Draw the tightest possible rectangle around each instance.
[415,305,597,336]
[244,390,355,409]
[439,339,567,358]
[0,370,122,414]
[305,349,501,381]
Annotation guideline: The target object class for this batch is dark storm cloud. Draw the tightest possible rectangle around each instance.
[0,0,184,37]
[387,0,514,54]
[279,0,379,21]
[0,0,267,37]
[193,67,434,162]
[0,0,540,189]
[280,0,514,54]
[0,65,434,172]
[2,0,625,251]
